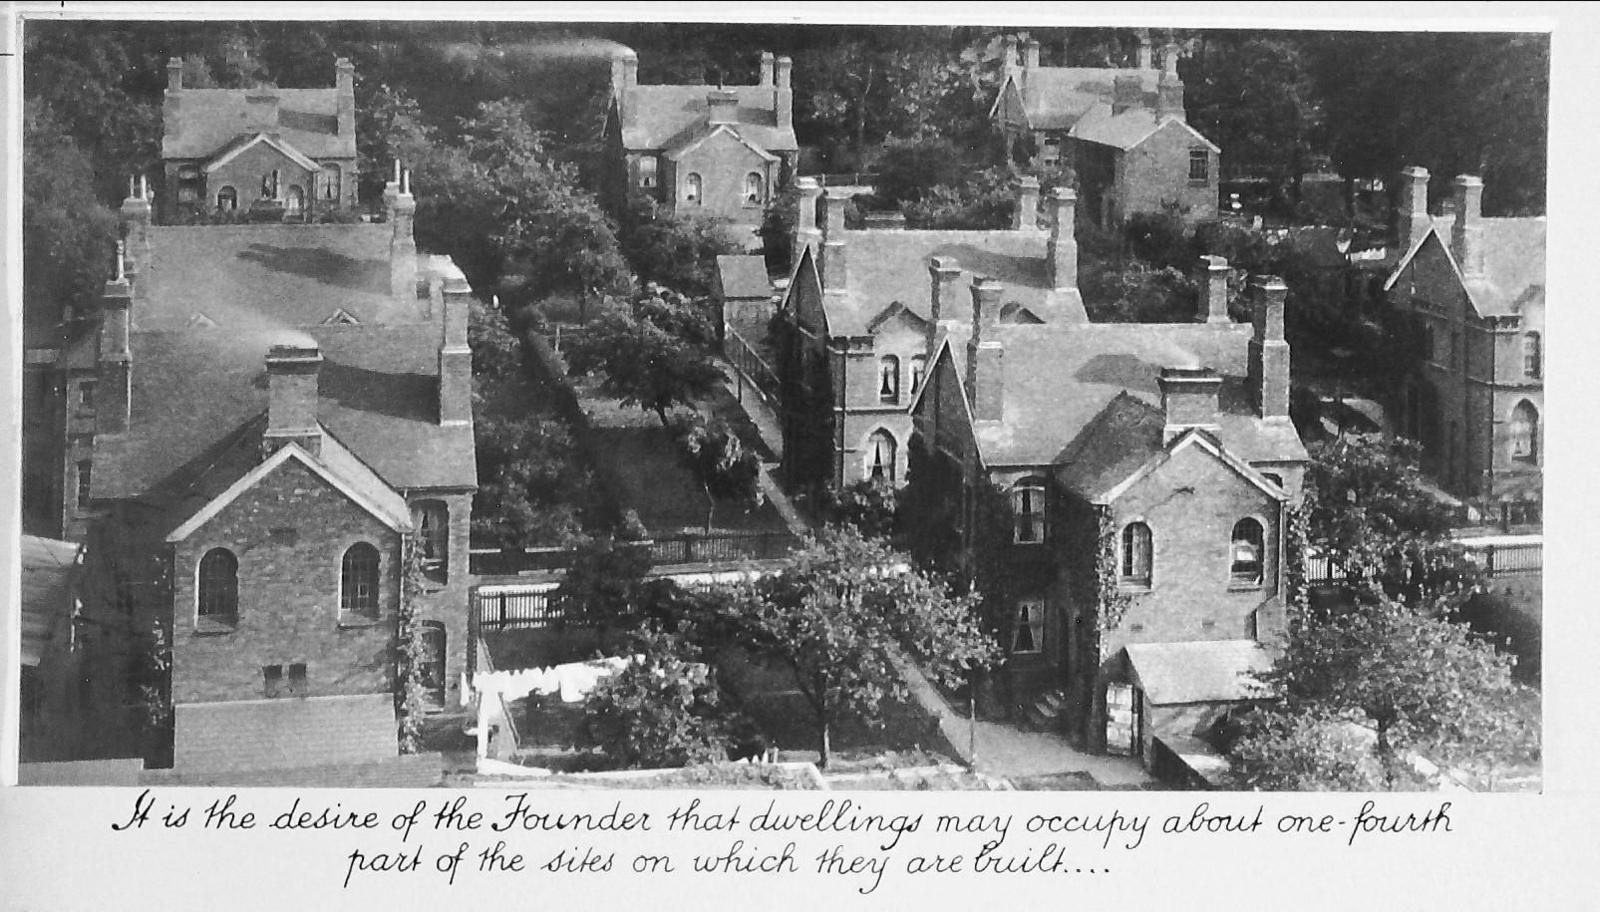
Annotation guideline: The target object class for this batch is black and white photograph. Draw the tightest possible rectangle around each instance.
[9,7,1551,801]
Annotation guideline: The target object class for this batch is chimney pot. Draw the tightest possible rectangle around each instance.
[775,55,792,90]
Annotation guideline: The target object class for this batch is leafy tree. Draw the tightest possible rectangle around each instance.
[820,478,898,540]
[730,527,999,766]
[670,412,765,530]
[23,103,120,326]
[618,194,743,297]
[584,627,736,768]
[471,412,588,547]
[554,531,654,653]
[1226,705,1399,791]
[1186,34,1321,183]
[563,303,725,427]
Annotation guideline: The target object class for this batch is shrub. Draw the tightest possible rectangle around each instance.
[584,628,736,768]
[820,478,898,539]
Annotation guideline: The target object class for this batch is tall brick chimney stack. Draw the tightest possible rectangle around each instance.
[966,277,1005,422]
[1137,29,1154,69]
[790,177,824,273]
[1158,366,1222,443]
[927,255,963,353]
[707,89,739,125]
[821,187,851,293]
[1198,255,1231,323]
[263,342,324,457]
[1024,38,1041,70]
[1046,186,1079,291]
[1247,275,1291,421]
[167,57,183,92]
[611,48,638,120]
[98,243,133,435]
[119,175,152,291]
[759,51,775,86]
[438,272,474,426]
[1113,74,1144,116]
[1157,44,1185,120]
[775,56,794,130]
[1396,165,1431,252]
[1012,175,1040,231]
[1450,174,1486,277]
[388,168,418,315]
[336,57,356,145]
[1002,36,1020,73]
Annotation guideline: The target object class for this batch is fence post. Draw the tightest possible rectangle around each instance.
[1485,545,1496,578]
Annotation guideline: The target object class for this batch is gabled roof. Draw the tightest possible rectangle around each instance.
[865,300,931,334]
[165,440,411,543]
[203,132,322,174]
[618,84,798,153]
[163,87,353,160]
[1384,215,1547,318]
[664,122,779,162]
[1124,639,1278,705]
[1099,427,1292,505]
[715,255,774,300]
[994,67,1164,132]
[1069,104,1219,152]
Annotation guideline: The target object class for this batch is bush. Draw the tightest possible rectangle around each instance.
[669,412,765,518]
[820,478,898,539]
[584,628,737,768]
[900,165,1015,230]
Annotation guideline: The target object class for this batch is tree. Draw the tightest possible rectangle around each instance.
[1232,595,1537,789]
[584,627,736,768]
[670,413,765,531]
[23,103,120,327]
[563,303,725,427]
[819,478,898,540]
[554,531,654,654]
[618,194,743,297]
[730,527,999,767]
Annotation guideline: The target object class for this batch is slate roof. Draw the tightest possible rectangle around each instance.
[138,224,434,330]
[716,255,774,299]
[819,228,1088,337]
[1003,67,1163,131]
[21,535,80,667]
[162,87,353,160]
[172,693,398,773]
[619,84,798,152]
[1386,215,1547,318]
[1069,103,1219,152]
[94,322,477,502]
[1124,639,1278,705]
[962,321,1305,468]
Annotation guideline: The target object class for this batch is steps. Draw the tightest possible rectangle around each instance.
[1021,688,1068,733]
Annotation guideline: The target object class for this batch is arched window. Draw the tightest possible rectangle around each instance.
[285,185,304,214]
[638,156,658,189]
[217,186,238,211]
[1120,522,1152,586]
[1230,519,1265,586]
[909,355,927,394]
[1013,479,1047,544]
[866,430,897,484]
[413,501,449,582]
[197,548,239,620]
[1524,332,1542,379]
[878,355,901,403]
[1013,599,1044,654]
[340,543,381,619]
[744,172,764,206]
[684,173,703,205]
[1510,400,1539,464]
[322,164,340,202]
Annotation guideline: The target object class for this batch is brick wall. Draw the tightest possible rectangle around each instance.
[170,457,401,705]
[667,130,774,230]
[1116,121,1218,226]
[407,490,473,706]
[207,142,318,215]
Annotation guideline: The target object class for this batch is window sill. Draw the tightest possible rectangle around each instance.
[1227,581,1265,592]
[1118,581,1151,592]
[192,617,238,636]
[1012,539,1048,547]
[337,615,385,630]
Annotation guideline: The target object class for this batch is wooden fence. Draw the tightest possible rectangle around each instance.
[1304,541,1540,585]
[723,326,782,410]
[471,530,798,577]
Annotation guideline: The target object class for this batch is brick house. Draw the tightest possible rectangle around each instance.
[772,176,1090,497]
[1384,167,1544,525]
[59,155,477,771]
[990,32,1219,227]
[904,256,1306,759]
[604,47,798,245]
[160,56,359,221]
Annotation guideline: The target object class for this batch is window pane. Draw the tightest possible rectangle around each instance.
[341,544,381,617]
[1230,519,1264,583]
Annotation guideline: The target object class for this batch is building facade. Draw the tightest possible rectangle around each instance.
[990,31,1219,227]
[604,48,799,244]
[1384,167,1544,525]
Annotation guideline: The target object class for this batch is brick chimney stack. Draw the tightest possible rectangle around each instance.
[966,277,1005,422]
[1198,255,1231,323]
[336,57,356,143]
[1113,74,1144,116]
[1396,165,1431,252]
[1157,44,1185,120]
[119,174,152,291]
[1158,366,1222,443]
[821,187,851,293]
[1137,29,1154,69]
[263,342,324,457]
[790,177,824,273]
[388,167,418,315]
[611,48,638,119]
[1247,275,1291,420]
[1450,174,1485,277]
[707,89,739,125]
[1002,36,1020,73]
[1024,38,1041,70]
[439,272,474,426]
[1012,175,1040,230]
[98,243,133,435]
[775,56,793,130]
[167,57,183,92]
[759,51,775,86]
[1047,186,1079,291]
[927,255,963,353]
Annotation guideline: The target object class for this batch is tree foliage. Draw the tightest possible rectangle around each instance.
[583,627,737,768]
[730,528,999,766]
[23,103,120,326]
[563,300,724,427]
[618,194,743,297]
[554,531,654,652]
[670,412,766,529]
[819,478,898,540]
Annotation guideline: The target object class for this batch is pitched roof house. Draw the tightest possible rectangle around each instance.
[605,48,799,244]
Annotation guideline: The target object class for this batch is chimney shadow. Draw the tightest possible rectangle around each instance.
[318,358,434,423]
[236,243,386,294]
[1074,351,1162,394]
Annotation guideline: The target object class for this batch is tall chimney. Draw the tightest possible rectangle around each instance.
[1002,36,1020,73]
[707,89,739,126]
[1158,366,1222,443]
[388,168,418,314]
[1247,275,1291,421]
[1137,29,1154,69]
[1157,44,1185,120]
[759,51,775,86]
[335,57,356,143]
[98,244,133,435]
[775,56,793,130]
[263,343,324,457]
[1198,255,1231,323]
[1024,38,1041,70]
[119,175,152,292]
[791,177,824,273]
[927,256,963,353]
[1012,175,1040,230]
[611,49,637,121]
[1112,74,1144,116]
[1047,186,1079,290]
[1396,165,1431,251]
[1450,174,1485,276]
[167,56,183,92]
[966,278,1005,422]
[821,187,851,292]
[439,273,473,426]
